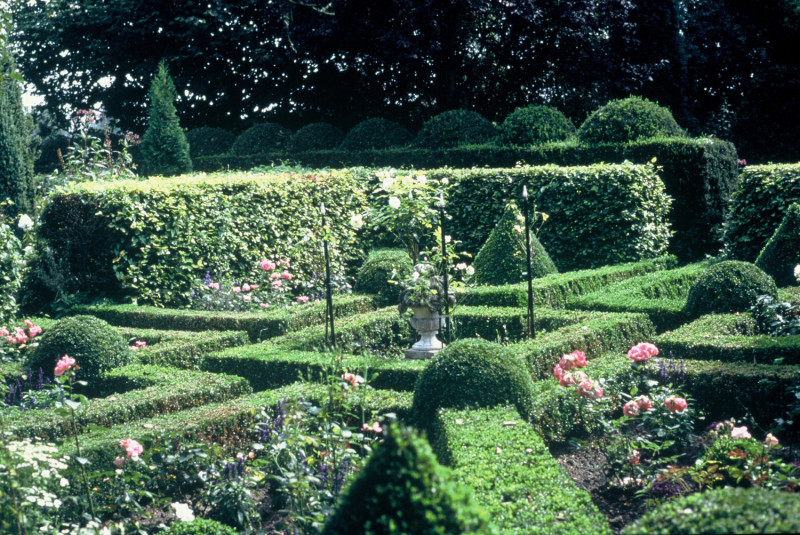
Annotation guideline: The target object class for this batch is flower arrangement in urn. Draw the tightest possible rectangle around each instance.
[397,263,455,314]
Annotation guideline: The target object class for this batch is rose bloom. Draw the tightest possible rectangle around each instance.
[342,372,364,386]
[664,395,688,413]
[361,421,383,433]
[764,433,780,447]
[260,259,276,271]
[628,342,659,363]
[553,364,564,381]
[281,271,292,280]
[242,283,251,292]
[623,400,640,417]
[250,284,258,290]
[232,286,241,293]
[635,395,652,411]
[577,379,603,400]
[559,351,587,371]
[119,438,143,459]
[54,355,76,377]
[297,295,310,303]
[271,280,282,288]
[269,272,281,280]
[731,426,751,439]
[28,324,42,337]
[242,294,252,302]
[209,282,220,290]
[388,196,401,209]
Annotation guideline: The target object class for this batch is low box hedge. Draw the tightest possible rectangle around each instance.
[73,294,374,341]
[655,313,800,365]
[119,327,250,368]
[459,256,677,309]
[566,262,710,331]
[4,365,252,441]
[429,405,612,535]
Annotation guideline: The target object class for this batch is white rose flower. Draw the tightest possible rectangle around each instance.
[466,266,475,276]
[417,174,427,184]
[388,196,401,209]
[350,214,364,229]
[18,214,34,231]
[795,264,800,282]
[171,502,196,522]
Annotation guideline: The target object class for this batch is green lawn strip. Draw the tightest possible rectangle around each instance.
[119,327,250,369]
[202,346,427,392]
[430,406,612,535]
[57,382,413,466]
[655,313,800,364]
[565,262,710,331]
[510,311,655,381]
[5,365,252,441]
[458,256,677,309]
[71,294,375,341]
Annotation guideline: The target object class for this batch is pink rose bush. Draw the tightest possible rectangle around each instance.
[628,342,659,364]
[553,351,602,399]
[117,438,144,465]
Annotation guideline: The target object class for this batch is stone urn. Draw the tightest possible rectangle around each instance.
[404,305,445,360]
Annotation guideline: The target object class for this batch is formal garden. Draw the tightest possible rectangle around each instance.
[3,6,800,533]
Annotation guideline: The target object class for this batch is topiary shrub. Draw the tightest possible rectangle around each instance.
[683,261,778,318]
[622,487,800,534]
[26,315,133,385]
[473,201,557,286]
[340,117,414,151]
[414,109,499,149]
[322,423,490,535]
[411,338,535,424]
[499,105,576,146]
[185,127,236,158]
[755,203,800,287]
[230,123,292,155]
[577,96,685,144]
[288,122,344,152]
[163,519,238,535]
[354,249,413,307]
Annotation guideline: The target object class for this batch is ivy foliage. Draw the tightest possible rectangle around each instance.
[473,201,556,285]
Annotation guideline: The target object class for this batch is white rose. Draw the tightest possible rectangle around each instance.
[388,196,401,209]
[171,502,195,522]
[466,266,475,276]
[18,214,34,231]
[350,214,364,229]
[795,264,800,282]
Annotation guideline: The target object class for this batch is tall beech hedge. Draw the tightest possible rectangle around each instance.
[194,137,736,260]
[723,163,800,261]
[37,170,371,306]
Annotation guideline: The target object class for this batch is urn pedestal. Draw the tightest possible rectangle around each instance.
[404,306,445,359]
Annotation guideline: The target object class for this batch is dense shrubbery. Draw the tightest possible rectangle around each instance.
[230,123,292,155]
[754,202,800,286]
[289,122,344,152]
[163,519,238,535]
[414,109,498,149]
[185,126,236,158]
[27,315,133,384]
[577,96,685,144]
[683,261,778,317]
[412,338,535,424]
[340,117,413,150]
[0,219,23,324]
[499,105,576,146]
[354,249,413,307]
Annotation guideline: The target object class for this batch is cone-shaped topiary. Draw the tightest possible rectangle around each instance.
[622,487,800,535]
[473,201,557,286]
[185,126,236,157]
[231,122,292,155]
[288,122,344,152]
[163,519,238,535]
[755,203,800,287]
[26,315,134,387]
[499,105,576,146]
[355,249,413,307]
[411,338,535,425]
[139,60,192,177]
[0,53,38,216]
[683,261,778,318]
[414,109,498,149]
[578,96,684,144]
[340,117,414,150]
[322,423,490,535]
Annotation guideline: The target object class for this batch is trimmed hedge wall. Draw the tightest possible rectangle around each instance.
[119,328,250,369]
[194,137,737,260]
[37,170,372,306]
[73,294,375,341]
[429,406,612,535]
[4,365,252,441]
[566,262,710,331]
[723,163,800,261]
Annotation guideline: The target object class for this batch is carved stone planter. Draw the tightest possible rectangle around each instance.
[404,306,445,359]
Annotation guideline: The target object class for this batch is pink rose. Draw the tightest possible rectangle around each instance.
[271,280,282,288]
[627,342,659,363]
[577,378,603,400]
[731,426,751,439]
[553,364,564,381]
[135,340,146,348]
[250,284,258,290]
[28,325,42,337]
[635,396,652,411]
[232,286,241,293]
[260,259,276,271]
[297,295,309,303]
[623,400,640,417]
[209,282,220,290]
[342,372,364,386]
[119,438,143,459]
[764,433,780,447]
[0,327,8,337]
[242,283,251,292]
[558,351,586,371]
[361,421,383,433]
[269,273,281,280]
[242,294,252,302]
[664,395,688,413]
[54,355,76,377]
[261,303,269,308]
[24,319,33,329]
[281,271,292,281]
[113,457,126,468]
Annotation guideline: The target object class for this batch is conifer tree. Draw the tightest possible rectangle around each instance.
[0,52,37,217]
[139,60,192,177]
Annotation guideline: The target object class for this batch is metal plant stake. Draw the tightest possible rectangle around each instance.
[522,186,535,338]
[321,203,336,348]
[438,192,450,343]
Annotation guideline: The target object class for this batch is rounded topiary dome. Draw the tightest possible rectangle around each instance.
[230,123,292,155]
[288,122,344,152]
[622,487,800,535]
[683,261,778,317]
[26,315,133,384]
[340,117,414,150]
[577,96,685,144]
[499,105,576,146]
[185,126,236,157]
[414,109,498,149]
[412,338,535,424]
[355,249,414,307]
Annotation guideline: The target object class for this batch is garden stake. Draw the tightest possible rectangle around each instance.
[523,186,535,338]
[321,203,336,348]
[438,192,450,343]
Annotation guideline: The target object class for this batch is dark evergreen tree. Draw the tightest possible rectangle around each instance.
[139,60,191,177]
[0,52,37,217]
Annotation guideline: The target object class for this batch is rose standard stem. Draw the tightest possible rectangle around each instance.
[522,186,535,338]
[321,203,336,348]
